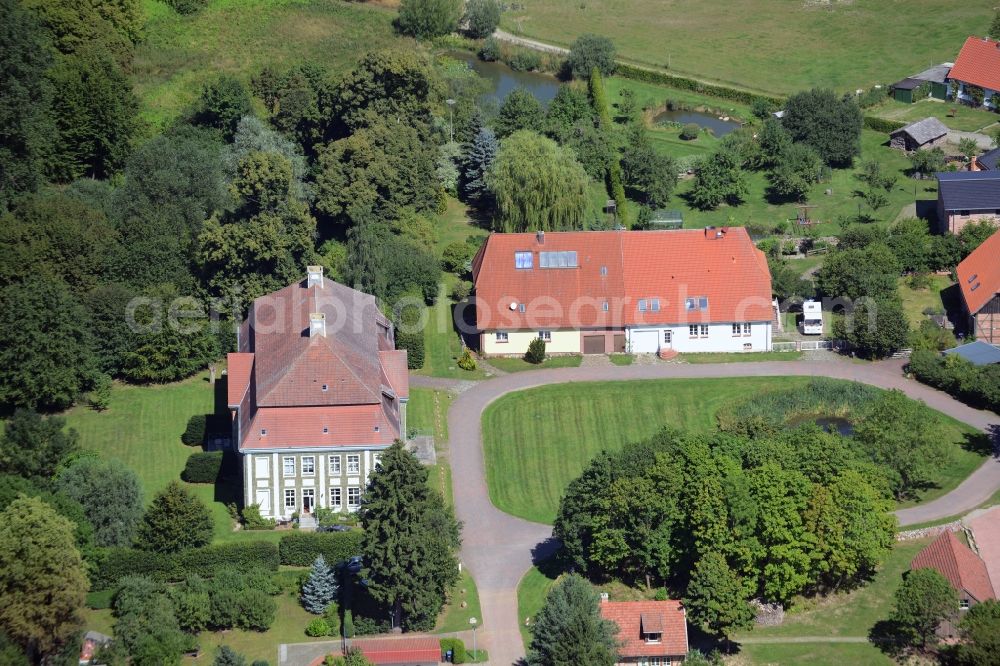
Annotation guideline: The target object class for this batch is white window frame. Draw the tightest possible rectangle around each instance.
[688,325,699,338]
[282,456,295,477]
[518,303,526,313]
[330,487,342,509]
[348,487,361,508]
[301,456,315,476]
[663,330,672,344]
[284,489,296,510]
[538,330,552,342]
[743,322,752,336]
[638,299,648,312]
[699,324,709,338]
[372,453,382,470]
[649,298,660,312]
[732,323,741,336]
[495,331,509,343]
[602,302,609,312]
[347,454,361,475]
[515,251,533,269]
[329,455,341,475]
[960,598,971,610]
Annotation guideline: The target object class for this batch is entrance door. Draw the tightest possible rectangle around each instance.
[302,489,315,514]
[255,490,271,513]
[583,335,605,354]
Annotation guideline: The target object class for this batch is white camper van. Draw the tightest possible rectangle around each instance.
[802,300,823,335]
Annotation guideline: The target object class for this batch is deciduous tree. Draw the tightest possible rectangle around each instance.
[684,552,755,641]
[567,34,616,79]
[957,599,1000,664]
[689,149,748,210]
[890,568,956,649]
[464,0,501,38]
[396,0,462,39]
[55,456,144,547]
[781,88,862,167]
[0,496,87,661]
[494,88,544,138]
[194,76,253,140]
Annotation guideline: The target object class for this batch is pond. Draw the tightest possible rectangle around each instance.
[447,51,561,108]
[652,109,741,137]
[788,415,855,437]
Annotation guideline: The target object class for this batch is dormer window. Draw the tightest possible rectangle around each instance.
[644,632,662,644]
[322,384,329,392]
[260,428,267,436]
[640,612,663,644]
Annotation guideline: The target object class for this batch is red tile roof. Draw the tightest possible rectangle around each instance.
[351,637,441,664]
[911,531,995,603]
[968,506,1000,598]
[234,273,408,452]
[227,352,254,407]
[950,36,1000,92]
[471,229,772,330]
[599,599,688,658]
[956,229,1000,315]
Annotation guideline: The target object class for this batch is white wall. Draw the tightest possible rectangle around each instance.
[627,322,772,353]
[482,329,581,356]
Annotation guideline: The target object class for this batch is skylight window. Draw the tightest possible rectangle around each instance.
[685,297,709,311]
[968,273,979,284]
[515,251,533,269]
[539,251,578,268]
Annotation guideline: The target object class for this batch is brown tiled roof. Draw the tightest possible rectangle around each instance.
[599,599,688,658]
[227,352,254,407]
[911,531,995,602]
[471,229,772,330]
[351,637,442,664]
[956,229,1000,315]
[235,275,408,452]
[949,36,1000,92]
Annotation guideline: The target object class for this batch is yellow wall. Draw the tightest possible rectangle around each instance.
[482,330,581,355]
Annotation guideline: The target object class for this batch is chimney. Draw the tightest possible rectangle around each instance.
[704,226,716,239]
[307,265,324,289]
[309,312,326,338]
[536,230,545,245]
[599,592,609,603]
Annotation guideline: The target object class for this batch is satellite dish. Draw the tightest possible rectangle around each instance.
[509,302,518,310]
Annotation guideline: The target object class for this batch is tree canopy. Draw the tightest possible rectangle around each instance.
[395,0,462,39]
[56,456,144,547]
[780,88,862,167]
[567,34,617,79]
[137,480,213,554]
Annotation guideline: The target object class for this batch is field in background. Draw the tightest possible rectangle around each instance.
[500,0,993,95]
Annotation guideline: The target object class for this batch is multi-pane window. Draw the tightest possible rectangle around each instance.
[301,456,315,476]
[284,489,296,509]
[329,455,341,475]
[639,299,660,312]
[663,330,672,344]
[347,455,361,475]
[689,325,699,337]
[638,299,648,312]
[282,456,295,476]
[515,251,533,269]
[539,251,578,268]
[699,324,709,337]
[372,453,382,470]
[743,322,752,336]
[685,296,709,311]
[348,487,361,507]
[330,487,342,509]
[960,598,971,610]
[732,323,741,336]
[649,299,660,312]
[538,331,552,342]
[496,331,509,343]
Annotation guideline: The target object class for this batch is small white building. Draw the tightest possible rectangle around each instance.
[802,300,823,335]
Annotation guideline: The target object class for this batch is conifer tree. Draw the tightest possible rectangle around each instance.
[459,127,497,209]
[526,574,618,666]
[301,555,339,614]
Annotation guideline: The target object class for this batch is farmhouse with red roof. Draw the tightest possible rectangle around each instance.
[227,266,408,520]
[948,36,1000,107]
[599,596,689,665]
[910,530,996,638]
[471,228,774,356]
[956,229,1000,344]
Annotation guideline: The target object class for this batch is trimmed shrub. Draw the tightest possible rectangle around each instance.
[343,609,355,638]
[278,531,364,567]
[863,116,906,133]
[182,451,223,483]
[306,618,330,637]
[182,414,207,446]
[165,0,208,14]
[442,241,475,273]
[524,337,546,364]
[457,348,477,371]
[395,303,426,370]
[440,638,467,664]
[236,589,276,631]
[93,542,280,590]
[451,280,472,302]
[242,504,276,530]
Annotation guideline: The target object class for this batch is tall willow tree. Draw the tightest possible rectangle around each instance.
[486,130,589,233]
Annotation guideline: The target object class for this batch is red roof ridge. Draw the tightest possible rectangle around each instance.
[949,36,1000,93]
[956,229,1000,315]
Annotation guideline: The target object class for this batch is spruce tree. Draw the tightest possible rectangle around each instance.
[301,555,339,614]
[213,646,248,666]
[460,127,497,209]
[526,574,618,666]
[361,441,460,631]
[136,480,213,554]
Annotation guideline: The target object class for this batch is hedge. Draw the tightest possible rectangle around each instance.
[182,450,223,483]
[182,414,207,446]
[440,638,467,664]
[615,62,783,108]
[589,68,627,218]
[863,116,906,133]
[278,531,364,567]
[908,349,1000,414]
[93,541,280,589]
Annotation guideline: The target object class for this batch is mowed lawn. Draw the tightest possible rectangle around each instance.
[501,0,992,95]
[135,0,406,126]
[482,378,984,524]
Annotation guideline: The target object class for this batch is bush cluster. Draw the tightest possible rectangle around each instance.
[94,541,280,590]
[440,638,467,663]
[908,350,1000,414]
[278,531,364,567]
[524,338,546,364]
[182,451,223,483]
[164,0,208,14]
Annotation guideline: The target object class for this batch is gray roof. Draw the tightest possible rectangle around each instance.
[937,171,1000,211]
[891,117,949,145]
[977,147,1000,170]
[892,77,925,90]
[913,62,953,84]
[943,341,1000,366]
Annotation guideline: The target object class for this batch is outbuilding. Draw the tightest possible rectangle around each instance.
[889,117,949,151]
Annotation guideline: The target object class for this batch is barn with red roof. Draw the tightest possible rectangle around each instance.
[911,530,996,638]
[956,229,1000,344]
[227,266,408,521]
[471,228,774,356]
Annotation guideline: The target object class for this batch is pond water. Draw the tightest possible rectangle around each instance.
[653,109,741,137]
[788,415,855,437]
[447,51,561,108]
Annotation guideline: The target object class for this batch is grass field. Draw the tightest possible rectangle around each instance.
[482,378,982,523]
[500,0,992,95]
[517,566,558,648]
[873,98,1000,133]
[435,570,483,634]
[898,274,953,329]
[682,351,803,363]
[135,0,406,127]
[487,355,583,373]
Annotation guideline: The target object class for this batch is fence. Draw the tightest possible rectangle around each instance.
[772,340,839,352]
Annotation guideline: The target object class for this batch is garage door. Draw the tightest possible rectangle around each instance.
[630,329,659,353]
[583,335,605,354]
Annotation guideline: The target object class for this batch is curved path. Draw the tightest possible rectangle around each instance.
[417,358,999,665]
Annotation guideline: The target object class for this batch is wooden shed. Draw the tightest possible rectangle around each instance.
[889,117,949,151]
